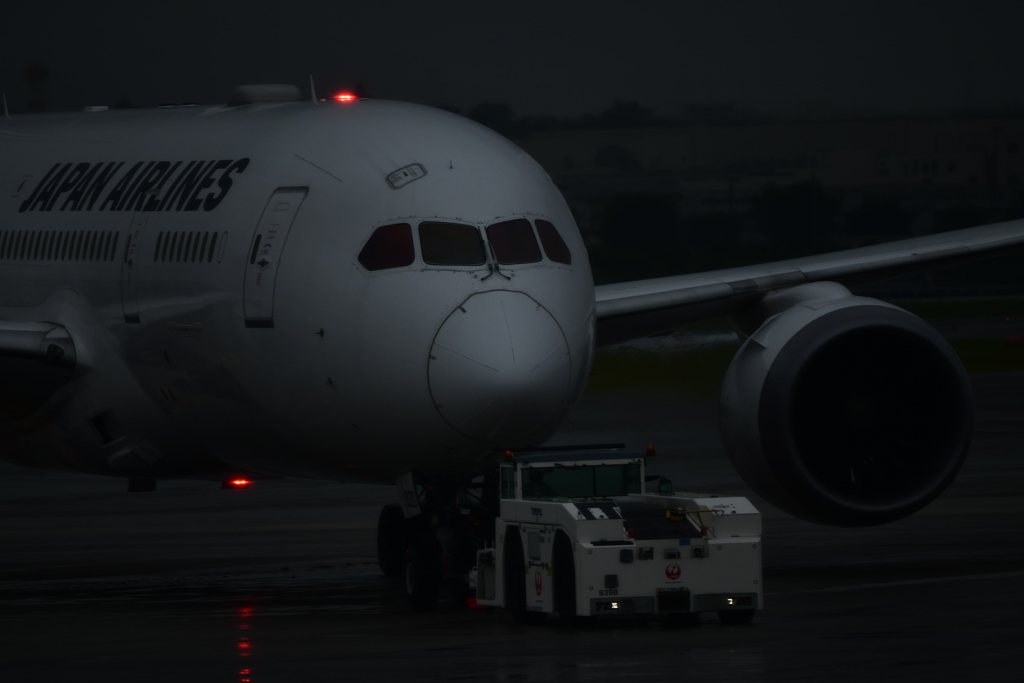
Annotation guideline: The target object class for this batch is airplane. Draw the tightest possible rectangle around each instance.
[2,83,1022,606]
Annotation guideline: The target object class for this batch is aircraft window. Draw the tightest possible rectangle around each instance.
[152,231,216,264]
[535,220,572,265]
[418,222,486,266]
[486,219,542,265]
[195,233,207,262]
[358,223,415,271]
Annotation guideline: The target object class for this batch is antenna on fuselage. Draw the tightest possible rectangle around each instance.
[309,75,318,106]
[2,94,9,119]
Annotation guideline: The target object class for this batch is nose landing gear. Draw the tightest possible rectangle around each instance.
[376,504,408,578]
[376,472,498,611]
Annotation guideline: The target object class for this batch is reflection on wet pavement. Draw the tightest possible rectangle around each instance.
[237,605,252,682]
[0,374,1022,681]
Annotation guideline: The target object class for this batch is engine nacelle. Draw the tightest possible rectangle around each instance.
[720,282,972,526]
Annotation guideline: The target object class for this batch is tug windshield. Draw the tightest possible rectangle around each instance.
[520,464,641,501]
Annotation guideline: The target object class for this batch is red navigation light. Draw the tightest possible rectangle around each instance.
[223,478,251,489]
[334,92,356,103]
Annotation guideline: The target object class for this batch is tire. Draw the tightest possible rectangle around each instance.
[718,609,755,625]
[553,532,580,627]
[504,526,545,624]
[664,612,701,628]
[377,504,407,578]
[451,578,472,610]
[404,540,440,611]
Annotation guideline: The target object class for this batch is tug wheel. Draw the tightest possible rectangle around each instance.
[405,540,440,611]
[718,609,755,625]
[554,532,584,627]
[504,526,545,624]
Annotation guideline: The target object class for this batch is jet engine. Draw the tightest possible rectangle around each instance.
[720,282,972,526]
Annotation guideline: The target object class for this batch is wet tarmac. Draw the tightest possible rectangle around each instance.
[2,374,1024,682]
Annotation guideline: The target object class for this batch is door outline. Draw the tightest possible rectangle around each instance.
[121,212,148,324]
[243,187,308,328]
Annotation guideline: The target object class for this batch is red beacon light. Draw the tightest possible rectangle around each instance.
[222,478,251,489]
[334,92,357,103]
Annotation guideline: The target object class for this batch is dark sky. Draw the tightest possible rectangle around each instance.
[3,1,1024,117]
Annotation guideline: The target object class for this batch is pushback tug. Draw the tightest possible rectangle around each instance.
[382,445,762,624]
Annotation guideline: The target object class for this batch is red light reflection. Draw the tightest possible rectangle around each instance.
[237,605,255,680]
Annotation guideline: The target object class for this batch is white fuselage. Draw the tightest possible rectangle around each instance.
[0,100,596,481]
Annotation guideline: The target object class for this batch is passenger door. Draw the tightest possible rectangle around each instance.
[121,211,148,324]
[243,188,307,328]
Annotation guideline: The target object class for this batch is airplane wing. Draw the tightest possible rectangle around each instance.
[594,219,1024,347]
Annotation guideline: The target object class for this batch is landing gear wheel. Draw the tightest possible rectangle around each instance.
[504,526,546,625]
[554,532,584,627]
[718,609,755,625]
[451,578,472,610]
[404,541,440,611]
[377,504,407,578]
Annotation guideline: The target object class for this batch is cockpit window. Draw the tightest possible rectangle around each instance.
[419,222,486,266]
[486,219,542,265]
[535,220,572,265]
[359,223,415,271]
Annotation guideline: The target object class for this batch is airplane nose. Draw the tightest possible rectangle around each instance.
[428,291,571,444]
